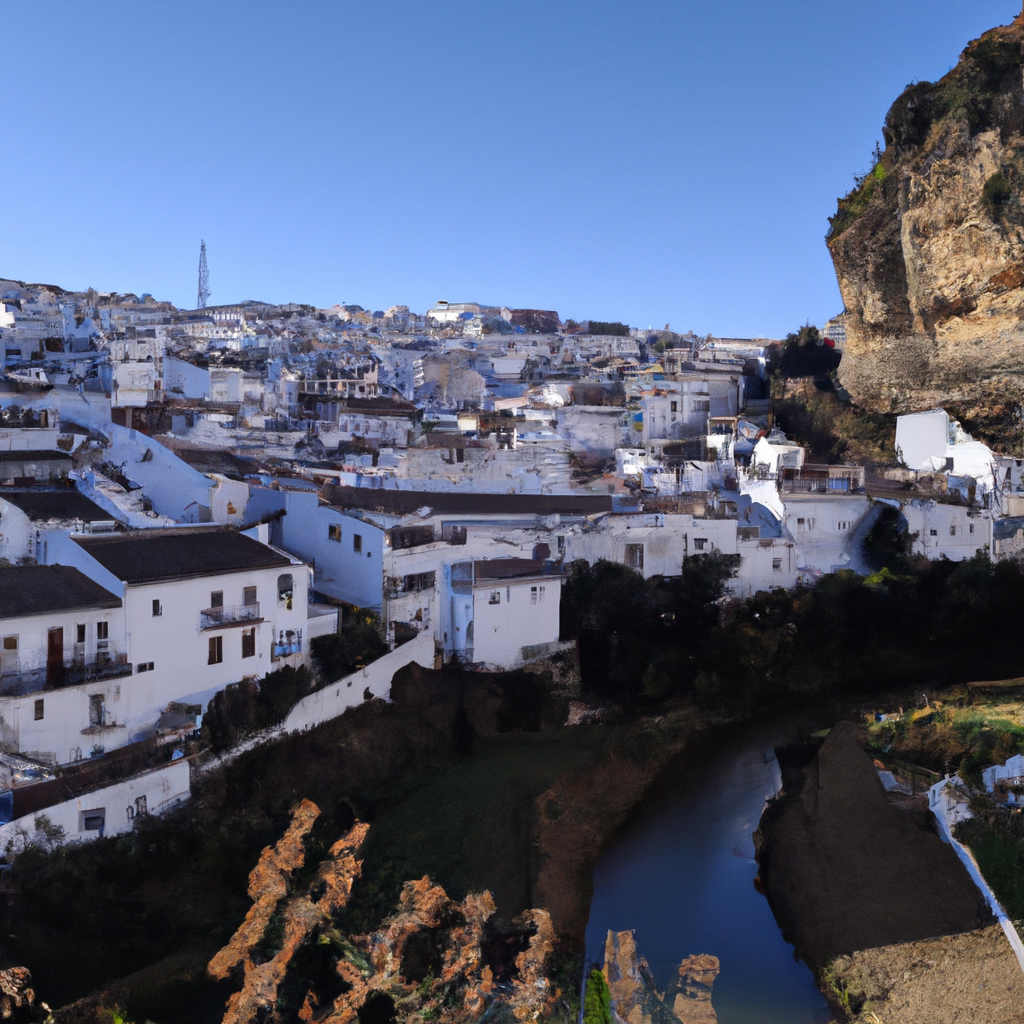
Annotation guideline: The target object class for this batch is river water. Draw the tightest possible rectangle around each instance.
[585,723,832,1024]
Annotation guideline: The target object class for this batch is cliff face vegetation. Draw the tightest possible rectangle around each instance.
[829,8,1024,442]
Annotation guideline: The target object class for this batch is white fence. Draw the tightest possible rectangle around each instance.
[281,630,435,735]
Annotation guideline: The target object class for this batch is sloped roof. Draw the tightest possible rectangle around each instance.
[1,489,111,523]
[74,526,290,584]
[0,565,121,619]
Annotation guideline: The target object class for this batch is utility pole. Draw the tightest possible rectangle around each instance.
[197,240,210,310]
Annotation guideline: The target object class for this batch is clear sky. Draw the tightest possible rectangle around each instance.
[2,1,1019,336]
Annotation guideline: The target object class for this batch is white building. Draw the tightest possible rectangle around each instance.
[899,500,993,561]
[442,558,564,669]
[0,565,128,764]
[19,526,320,763]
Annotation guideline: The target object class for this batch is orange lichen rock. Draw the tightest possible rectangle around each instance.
[213,804,561,1024]
[603,930,719,1024]
[0,967,36,1019]
[509,909,558,1021]
[208,799,369,1024]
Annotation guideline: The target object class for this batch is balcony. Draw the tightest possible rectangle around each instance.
[199,602,262,630]
[0,645,132,696]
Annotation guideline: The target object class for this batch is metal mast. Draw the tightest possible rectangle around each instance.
[197,240,210,309]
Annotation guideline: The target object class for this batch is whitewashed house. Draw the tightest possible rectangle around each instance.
[442,559,564,669]
[23,526,318,762]
[0,565,128,765]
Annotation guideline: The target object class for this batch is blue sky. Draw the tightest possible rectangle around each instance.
[1,1,1018,335]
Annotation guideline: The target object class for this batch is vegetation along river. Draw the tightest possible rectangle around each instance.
[584,719,832,1024]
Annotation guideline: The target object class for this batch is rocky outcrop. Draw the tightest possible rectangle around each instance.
[208,799,370,1024]
[602,930,718,1024]
[210,803,561,1024]
[0,968,37,1021]
[829,9,1024,437]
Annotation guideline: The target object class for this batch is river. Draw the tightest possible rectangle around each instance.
[585,721,832,1024]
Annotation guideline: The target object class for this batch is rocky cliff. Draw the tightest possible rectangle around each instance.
[208,801,562,1024]
[829,7,1024,440]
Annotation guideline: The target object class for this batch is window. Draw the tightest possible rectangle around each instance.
[837,521,849,531]
[950,524,957,536]
[670,401,678,413]
[557,535,565,556]
[82,813,105,832]
[930,529,938,537]
[693,399,710,412]
[970,523,975,534]
[353,533,362,554]
[135,795,147,816]
[328,523,341,542]
[797,518,805,526]
[2,636,17,651]
[89,694,105,727]
[242,628,256,658]
[210,590,224,609]
[152,599,162,617]
[489,591,501,605]
[76,624,86,643]
[625,542,645,569]
[96,622,108,640]
[773,558,783,573]
[208,635,223,665]
[693,538,707,551]
[243,586,257,606]
[34,699,44,721]
[136,662,154,672]
[277,574,294,606]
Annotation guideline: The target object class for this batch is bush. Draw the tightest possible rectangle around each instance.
[587,321,630,337]
[982,172,1012,221]
[310,610,388,683]
[583,969,611,1024]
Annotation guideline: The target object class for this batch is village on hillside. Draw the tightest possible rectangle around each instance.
[0,275,1021,853]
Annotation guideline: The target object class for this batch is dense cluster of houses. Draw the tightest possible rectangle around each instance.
[0,276,1019,844]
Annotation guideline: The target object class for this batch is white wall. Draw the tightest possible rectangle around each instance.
[313,508,386,609]
[0,761,190,850]
[105,424,213,521]
[902,501,992,561]
[163,356,211,400]
[281,630,434,734]
[471,577,562,668]
[896,410,950,471]
[781,495,872,574]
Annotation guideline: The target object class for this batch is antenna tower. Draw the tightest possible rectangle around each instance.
[197,240,210,309]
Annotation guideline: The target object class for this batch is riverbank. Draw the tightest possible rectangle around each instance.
[755,722,993,971]
[5,661,724,1020]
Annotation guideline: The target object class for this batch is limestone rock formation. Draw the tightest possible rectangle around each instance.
[602,930,718,1024]
[829,8,1024,441]
[0,967,37,1021]
[209,801,561,1024]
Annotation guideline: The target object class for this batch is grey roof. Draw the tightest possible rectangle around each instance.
[1,489,112,523]
[322,485,613,518]
[0,450,73,463]
[0,565,121,619]
[474,558,550,580]
[74,526,291,584]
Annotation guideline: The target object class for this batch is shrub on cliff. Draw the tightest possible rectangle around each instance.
[582,968,612,1024]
